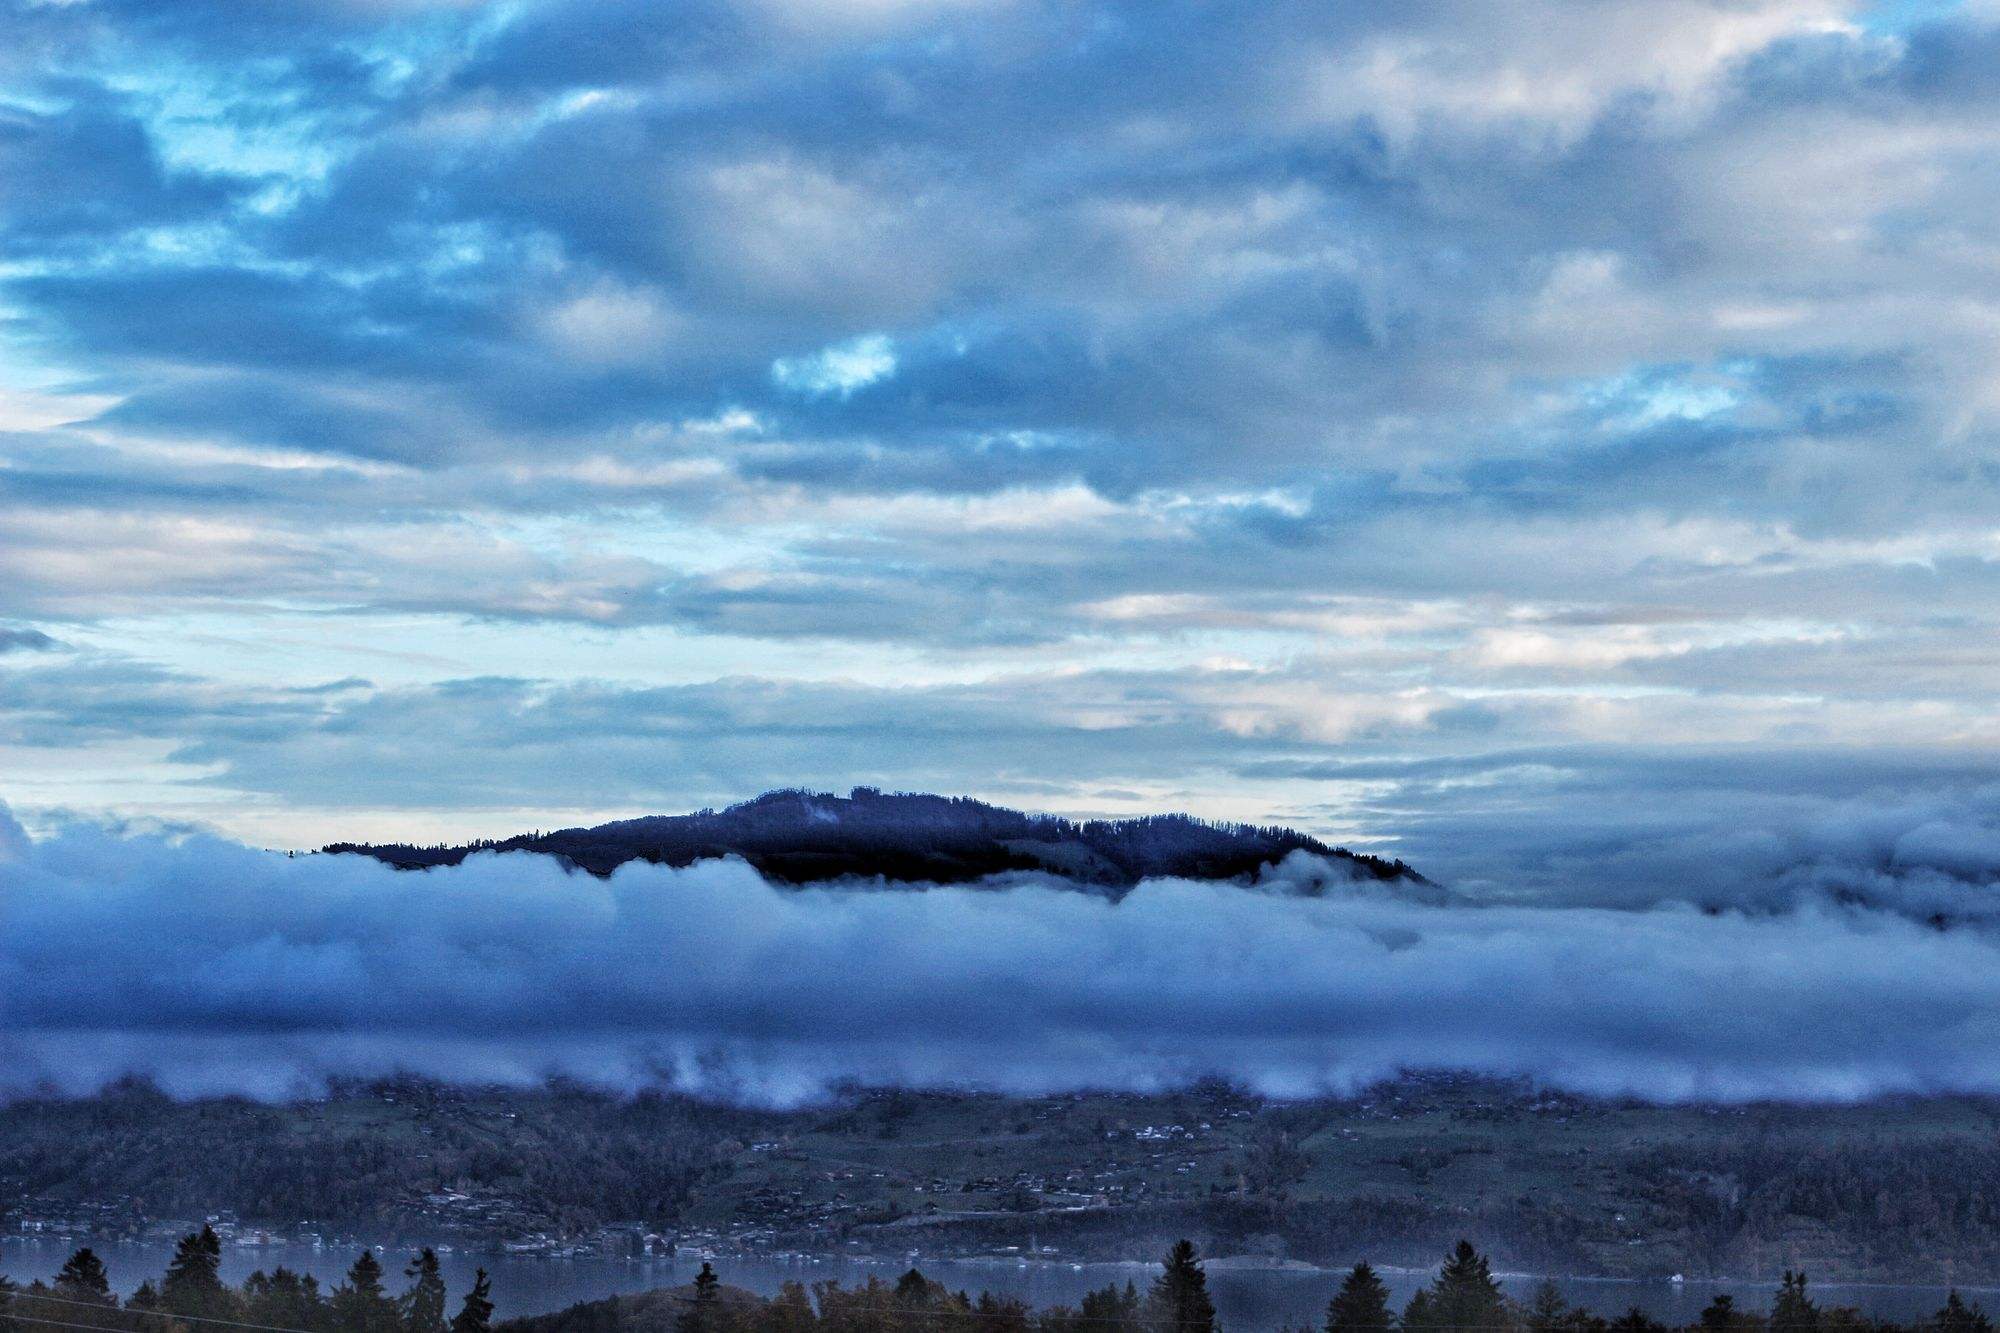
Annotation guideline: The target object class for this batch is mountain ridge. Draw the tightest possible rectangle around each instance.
[323,787,1424,891]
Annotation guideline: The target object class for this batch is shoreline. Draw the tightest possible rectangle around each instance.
[11,1235,2000,1305]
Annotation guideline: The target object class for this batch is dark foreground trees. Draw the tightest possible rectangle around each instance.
[453,1270,496,1333]
[7,1235,2000,1333]
[1153,1240,1218,1333]
[1402,1241,1509,1331]
[1325,1262,1393,1333]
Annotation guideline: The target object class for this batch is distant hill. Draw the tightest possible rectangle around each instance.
[323,787,1423,891]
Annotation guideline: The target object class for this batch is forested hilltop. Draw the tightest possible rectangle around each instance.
[16,1078,2000,1284]
[321,789,1422,889]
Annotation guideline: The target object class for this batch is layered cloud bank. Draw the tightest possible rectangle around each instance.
[9,804,2000,1107]
[3,1,2000,844]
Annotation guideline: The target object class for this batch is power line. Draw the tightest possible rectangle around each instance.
[8,1316,313,1333]
[12,1291,336,1333]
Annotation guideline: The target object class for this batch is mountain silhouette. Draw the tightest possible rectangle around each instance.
[324,787,1423,891]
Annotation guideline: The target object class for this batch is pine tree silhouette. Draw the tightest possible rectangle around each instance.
[1324,1262,1392,1333]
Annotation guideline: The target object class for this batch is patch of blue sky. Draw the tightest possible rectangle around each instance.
[96,65,346,189]
[1578,365,1745,431]
[1856,0,1967,34]
[772,333,899,398]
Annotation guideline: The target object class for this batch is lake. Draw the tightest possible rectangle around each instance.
[5,1237,1995,1331]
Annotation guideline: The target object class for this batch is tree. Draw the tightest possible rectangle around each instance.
[333,1252,401,1333]
[677,1262,720,1333]
[1241,1126,1313,1208]
[1938,1292,1994,1333]
[162,1226,237,1324]
[450,1270,494,1333]
[244,1268,328,1333]
[1609,1309,1664,1333]
[1405,1241,1508,1332]
[1523,1281,1571,1333]
[1149,1241,1216,1333]
[401,1250,449,1333]
[1324,1263,1392,1333]
[1,1274,20,1333]
[974,1291,1032,1333]
[757,1281,816,1333]
[1698,1294,1739,1332]
[53,1249,112,1305]
[1080,1282,1144,1333]
[1771,1271,1818,1333]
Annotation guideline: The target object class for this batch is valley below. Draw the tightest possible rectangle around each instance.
[11,1075,2000,1287]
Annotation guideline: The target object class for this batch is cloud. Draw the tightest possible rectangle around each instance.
[0,627,59,654]
[1,0,1999,861]
[1260,745,2000,921]
[10,807,2000,1105]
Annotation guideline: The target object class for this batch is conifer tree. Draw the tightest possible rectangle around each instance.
[1080,1281,1143,1333]
[677,1262,719,1333]
[1150,1241,1216,1333]
[1324,1262,1392,1333]
[126,1281,161,1314]
[162,1226,236,1323]
[974,1290,1032,1333]
[244,1269,328,1333]
[1404,1241,1507,1331]
[450,1270,494,1333]
[0,1274,20,1333]
[1771,1271,1818,1333]
[1523,1280,1571,1333]
[402,1250,449,1333]
[53,1249,112,1305]
[1938,1291,1994,1333]
[334,1251,401,1333]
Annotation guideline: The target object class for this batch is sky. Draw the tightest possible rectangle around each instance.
[2,0,1999,897]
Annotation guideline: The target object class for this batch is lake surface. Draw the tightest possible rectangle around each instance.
[5,1236,1996,1331]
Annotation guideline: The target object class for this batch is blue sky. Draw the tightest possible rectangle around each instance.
[2,0,1999,892]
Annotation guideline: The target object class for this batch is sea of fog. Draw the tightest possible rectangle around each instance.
[3,1237,1995,1332]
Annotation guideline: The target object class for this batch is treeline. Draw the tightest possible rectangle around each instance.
[7,1234,2000,1333]
[496,1240,1222,1333]
[500,1242,2000,1333]
[1308,1241,1997,1333]
[0,1227,493,1333]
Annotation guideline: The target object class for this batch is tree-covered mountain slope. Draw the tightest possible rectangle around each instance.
[324,788,1423,890]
